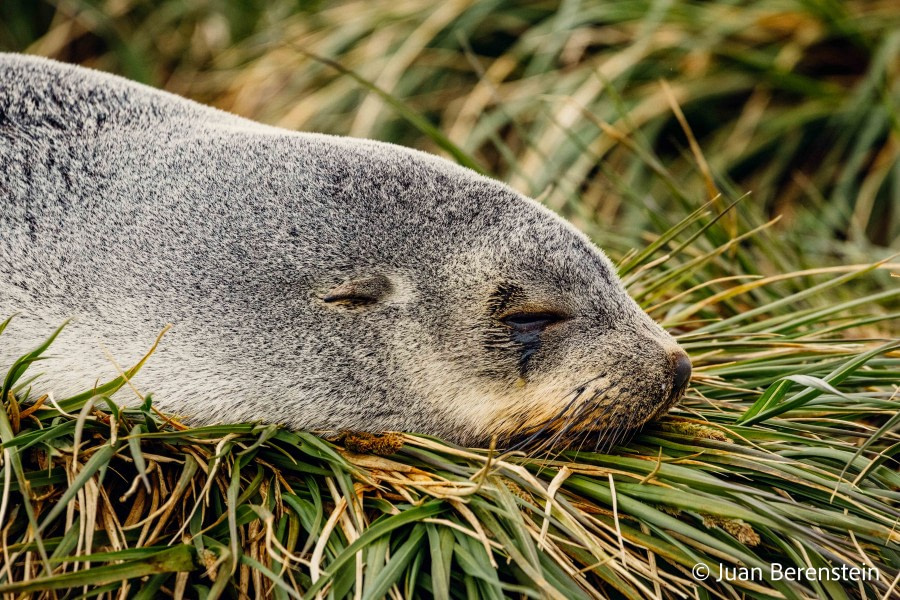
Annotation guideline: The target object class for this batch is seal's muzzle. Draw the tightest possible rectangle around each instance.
[670,350,692,403]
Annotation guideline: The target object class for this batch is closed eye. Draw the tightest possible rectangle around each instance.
[501,311,568,333]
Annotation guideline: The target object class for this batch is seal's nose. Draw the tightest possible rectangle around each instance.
[670,351,692,400]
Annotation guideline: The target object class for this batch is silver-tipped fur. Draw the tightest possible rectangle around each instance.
[0,54,690,446]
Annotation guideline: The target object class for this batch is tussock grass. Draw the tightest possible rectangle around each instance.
[1,1,899,598]
[2,200,898,598]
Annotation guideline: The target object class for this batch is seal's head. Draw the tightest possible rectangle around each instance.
[0,54,689,448]
[306,144,691,448]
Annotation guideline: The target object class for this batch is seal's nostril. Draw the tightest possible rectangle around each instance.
[670,351,692,399]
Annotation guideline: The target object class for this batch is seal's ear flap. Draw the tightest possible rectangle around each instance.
[323,274,393,306]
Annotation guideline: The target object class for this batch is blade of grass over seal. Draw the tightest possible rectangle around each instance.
[0,314,15,337]
[1,320,68,400]
[55,325,170,413]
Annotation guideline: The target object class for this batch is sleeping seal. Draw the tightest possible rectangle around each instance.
[0,53,690,447]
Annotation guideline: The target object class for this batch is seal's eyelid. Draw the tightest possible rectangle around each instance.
[501,311,568,332]
[322,274,393,305]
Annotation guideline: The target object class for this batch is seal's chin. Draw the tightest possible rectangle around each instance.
[493,384,687,453]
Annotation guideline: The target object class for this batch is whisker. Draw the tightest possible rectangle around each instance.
[542,400,597,460]
[566,419,598,459]
[592,403,623,453]
[538,373,628,457]
[507,368,646,457]
[507,385,588,452]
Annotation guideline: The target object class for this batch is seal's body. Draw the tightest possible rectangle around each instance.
[0,54,690,446]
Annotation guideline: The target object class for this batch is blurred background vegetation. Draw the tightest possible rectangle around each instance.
[2,0,898,263]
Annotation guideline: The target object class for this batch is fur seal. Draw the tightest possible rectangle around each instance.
[0,53,691,447]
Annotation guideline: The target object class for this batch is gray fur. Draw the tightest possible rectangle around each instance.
[0,54,689,445]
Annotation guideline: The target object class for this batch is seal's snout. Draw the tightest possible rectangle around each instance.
[669,350,692,401]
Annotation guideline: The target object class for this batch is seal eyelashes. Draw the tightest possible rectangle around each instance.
[500,311,569,333]
[487,282,570,333]
[0,54,692,449]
